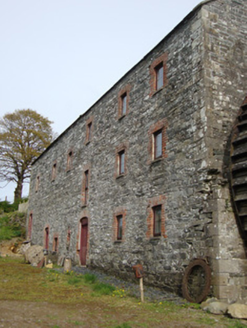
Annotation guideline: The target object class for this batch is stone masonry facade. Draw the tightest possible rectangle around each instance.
[28,0,247,303]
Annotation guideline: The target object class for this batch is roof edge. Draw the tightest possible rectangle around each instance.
[32,0,216,165]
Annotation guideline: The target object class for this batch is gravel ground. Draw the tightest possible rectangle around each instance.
[68,266,186,305]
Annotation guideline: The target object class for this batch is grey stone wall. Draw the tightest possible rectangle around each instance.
[201,0,247,303]
[28,0,247,302]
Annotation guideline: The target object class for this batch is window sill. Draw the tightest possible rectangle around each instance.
[81,204,87,209]
[118,114,126,121]
[151,86,164,97]
[85,140,91,146]
[114,240,123,244]
[151,157,163,164]
[116,174,126,179]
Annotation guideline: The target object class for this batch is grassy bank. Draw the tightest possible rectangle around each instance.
[0,212,26,241]
[0,257,246,328]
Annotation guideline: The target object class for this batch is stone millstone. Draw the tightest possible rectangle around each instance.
[24,245,44,265]
[228,304,247,319]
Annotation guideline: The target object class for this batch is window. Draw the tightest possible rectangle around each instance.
[82,167,90,205]
[153,205,162,236]
[52,162,57,181]
[148,118,167,164]
[28,213,33,239]
[45,227,49,249]
[149,53,167,96]
[117,215,123,240]
[85,117,93,144]
[87,122,92,141]
[84,170,89,204]
[118,150,125,175]
[35,175,40,192]
[154,129,162,159]
[146,195,166,239]
[121,93,127,116]
[53,237,58,252]
[67,150,73,171]
[155,63,164,90]
[113,209,126,242]
[115,143,128,178]
[118,85,131,119]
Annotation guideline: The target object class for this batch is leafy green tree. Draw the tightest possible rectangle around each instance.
[0,109,54,202]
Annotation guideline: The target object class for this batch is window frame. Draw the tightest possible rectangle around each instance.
[51,161,57,181]
[148,118,168,164]
[117,215,123,240]
[84,170,89,205]
[118,85,131,119]
[149,53,168,96]
[153,205,162,237]
[113,209,126,242]
[155,62,164,90]
[28,212,33,239]
[153,129,163,159]
[35,175,40,192]
[66,150,73,171]
[118,150,125,175]
[85,117,94,144]
[121,93,127,116]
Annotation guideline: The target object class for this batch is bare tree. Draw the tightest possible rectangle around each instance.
[0,109,54,202]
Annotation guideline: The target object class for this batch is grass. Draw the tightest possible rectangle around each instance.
[0,257,247,328]
[83,272,97,284]
[0,212,25,241]
[91,282,115,295]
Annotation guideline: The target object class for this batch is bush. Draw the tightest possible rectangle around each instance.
[84,273,97,284]
[0,213,26,241]
[0,201,18,213]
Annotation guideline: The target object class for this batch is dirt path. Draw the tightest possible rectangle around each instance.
[0,299,221,328]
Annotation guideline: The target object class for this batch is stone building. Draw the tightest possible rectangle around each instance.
[28,0,247,303]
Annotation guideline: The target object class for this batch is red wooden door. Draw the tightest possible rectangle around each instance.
[80,218,88,265]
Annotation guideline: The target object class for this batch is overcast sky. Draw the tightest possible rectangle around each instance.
[0,0,201,202]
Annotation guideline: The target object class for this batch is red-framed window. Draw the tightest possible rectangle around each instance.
[153,205,162,237]
[148,118,168,164]
[45,227,49,249]
[118,85,131,119]
[154,129,162,159]
[146,195,166,239]
[155,63,164,90]
[28,213,33,239]
[149,53,168,96]
[118,150,125,175]
[117,215,123,240]
[35,175,40,192]
[52,162,57,181]
[121,93,127,116]
[85,117,93,144]
[67,150,73,171]
[53,237,58,252]
[113,209,126,242]
[84,170,89,204]
[87,122,92,141]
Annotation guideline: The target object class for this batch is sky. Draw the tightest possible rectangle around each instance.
[0,0,202,202]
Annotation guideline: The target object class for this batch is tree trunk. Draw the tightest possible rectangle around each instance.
[14,178,23,202]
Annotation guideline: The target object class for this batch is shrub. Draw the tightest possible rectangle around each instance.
[84,273,97,284]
